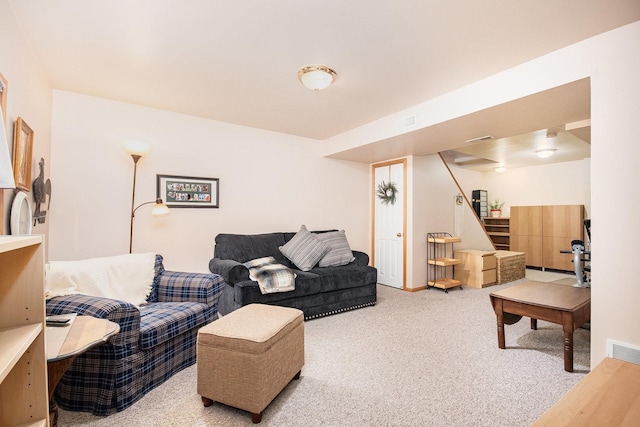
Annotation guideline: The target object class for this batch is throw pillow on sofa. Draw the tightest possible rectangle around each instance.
[317,230,356,267]
[279,224,329,271]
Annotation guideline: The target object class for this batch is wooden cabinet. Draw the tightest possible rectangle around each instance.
[483,217,510,250]
[510,205,584,271]
[510,206,543,267]
[0,236,48,427]
[427,233,462,292]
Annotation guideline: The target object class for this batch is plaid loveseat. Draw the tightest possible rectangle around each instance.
[46,255,225,416]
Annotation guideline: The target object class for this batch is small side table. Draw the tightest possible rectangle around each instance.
[46,314,119,426]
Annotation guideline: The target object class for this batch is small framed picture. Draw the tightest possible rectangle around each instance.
[157,174,219,208]
[12,117,34,192]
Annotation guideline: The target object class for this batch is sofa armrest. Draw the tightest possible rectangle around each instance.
[209,258,250,285]
[156,270,225,307]
[46,294,141,350]
[352,251,370,267]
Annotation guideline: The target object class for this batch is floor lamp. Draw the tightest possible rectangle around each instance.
[124,140,169,253]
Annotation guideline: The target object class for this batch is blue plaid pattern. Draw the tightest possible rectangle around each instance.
[139,302,209,350]
[46,254,224,415]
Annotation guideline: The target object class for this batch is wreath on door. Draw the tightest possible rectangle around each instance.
[376,181,398,205]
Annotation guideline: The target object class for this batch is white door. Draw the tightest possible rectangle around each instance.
[374,162,405,289]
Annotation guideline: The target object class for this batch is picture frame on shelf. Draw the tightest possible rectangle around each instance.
[157,174,219,208]
[12,117,34,192]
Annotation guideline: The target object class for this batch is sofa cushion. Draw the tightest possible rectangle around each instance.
[311,265,379,293]
[235,270,322,305]
[316,230,355,267]
[139,301,210,350]
[215,233,290,266]
[279,225,329,271]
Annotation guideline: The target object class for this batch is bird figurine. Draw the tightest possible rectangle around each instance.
[32,157,52,226]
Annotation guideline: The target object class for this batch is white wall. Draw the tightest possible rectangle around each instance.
[0,2,52,245]
[49,92,370,272]
[337,22,640,366]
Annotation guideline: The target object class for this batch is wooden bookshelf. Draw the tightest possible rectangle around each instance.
[0,236,48,427]
[483,217,510,250]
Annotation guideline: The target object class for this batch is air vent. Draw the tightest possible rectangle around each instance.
[607,339,640,365]
[465,135,493,144]
[395,115,417,132]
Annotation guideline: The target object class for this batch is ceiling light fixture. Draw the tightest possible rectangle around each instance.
[536,148,557,159]
[494,166,506,173]
[297,65,337,91]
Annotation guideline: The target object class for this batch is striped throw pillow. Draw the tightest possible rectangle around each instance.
[317,230,355,267]
[279,225,329,271]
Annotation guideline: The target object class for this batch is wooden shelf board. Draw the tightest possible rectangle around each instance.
[427,236,461,244]
[0,236,42,254]
[428,258,461,266]
[428,278,462,289]
[0,324,42,383]
[487,232,510,236]
[16,420,47,427]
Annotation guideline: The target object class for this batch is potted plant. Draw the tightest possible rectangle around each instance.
[489,199,504,217]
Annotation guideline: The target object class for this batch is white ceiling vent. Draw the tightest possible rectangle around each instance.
[465,135,493,144]
[395,115,416,133]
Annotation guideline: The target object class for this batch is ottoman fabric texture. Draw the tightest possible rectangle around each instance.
[197,304,304,421]
[494,250,526,284]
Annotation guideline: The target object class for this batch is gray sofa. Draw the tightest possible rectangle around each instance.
[209,230,377,320]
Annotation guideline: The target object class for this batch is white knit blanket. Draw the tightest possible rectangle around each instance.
[45,253,156,307]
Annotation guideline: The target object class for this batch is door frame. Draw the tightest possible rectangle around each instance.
[371,158,407,290]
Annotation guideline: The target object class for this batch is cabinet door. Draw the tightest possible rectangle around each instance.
[510,206,543,267]
[542,205,584,238]
[542,205,584,270]
[511,206,542,237]
[511,235,543,267]
[543,237,576,271]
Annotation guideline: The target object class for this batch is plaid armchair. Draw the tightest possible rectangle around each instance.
[46,255,225,415]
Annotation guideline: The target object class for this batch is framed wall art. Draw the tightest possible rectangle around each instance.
[12,117,34,192]
[157,174,219,208]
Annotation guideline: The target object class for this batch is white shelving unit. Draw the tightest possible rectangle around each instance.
[0,235,48,427]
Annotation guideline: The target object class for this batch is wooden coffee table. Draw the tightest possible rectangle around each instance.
[489,281,590,372]
[46,314,119,426]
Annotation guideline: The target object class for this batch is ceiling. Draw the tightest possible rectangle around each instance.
[8,1,640,144]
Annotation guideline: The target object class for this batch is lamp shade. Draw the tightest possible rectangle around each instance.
[298,65,337,91]
[151,198,170,217]
[0,114,16,189]
[123,139,151,158]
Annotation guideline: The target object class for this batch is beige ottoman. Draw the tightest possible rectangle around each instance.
[197,304,304,423]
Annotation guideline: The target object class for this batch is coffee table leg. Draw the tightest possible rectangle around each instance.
[563,331,574,372]
[496,313,505,349]
[531,318,537,330]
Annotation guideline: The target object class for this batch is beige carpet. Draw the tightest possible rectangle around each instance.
[58,272,589,426]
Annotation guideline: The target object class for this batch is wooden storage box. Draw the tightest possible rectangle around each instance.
[455,268,497,288]
[454,249,497,288]
[455,249,496,270]
[494,250,526,284]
